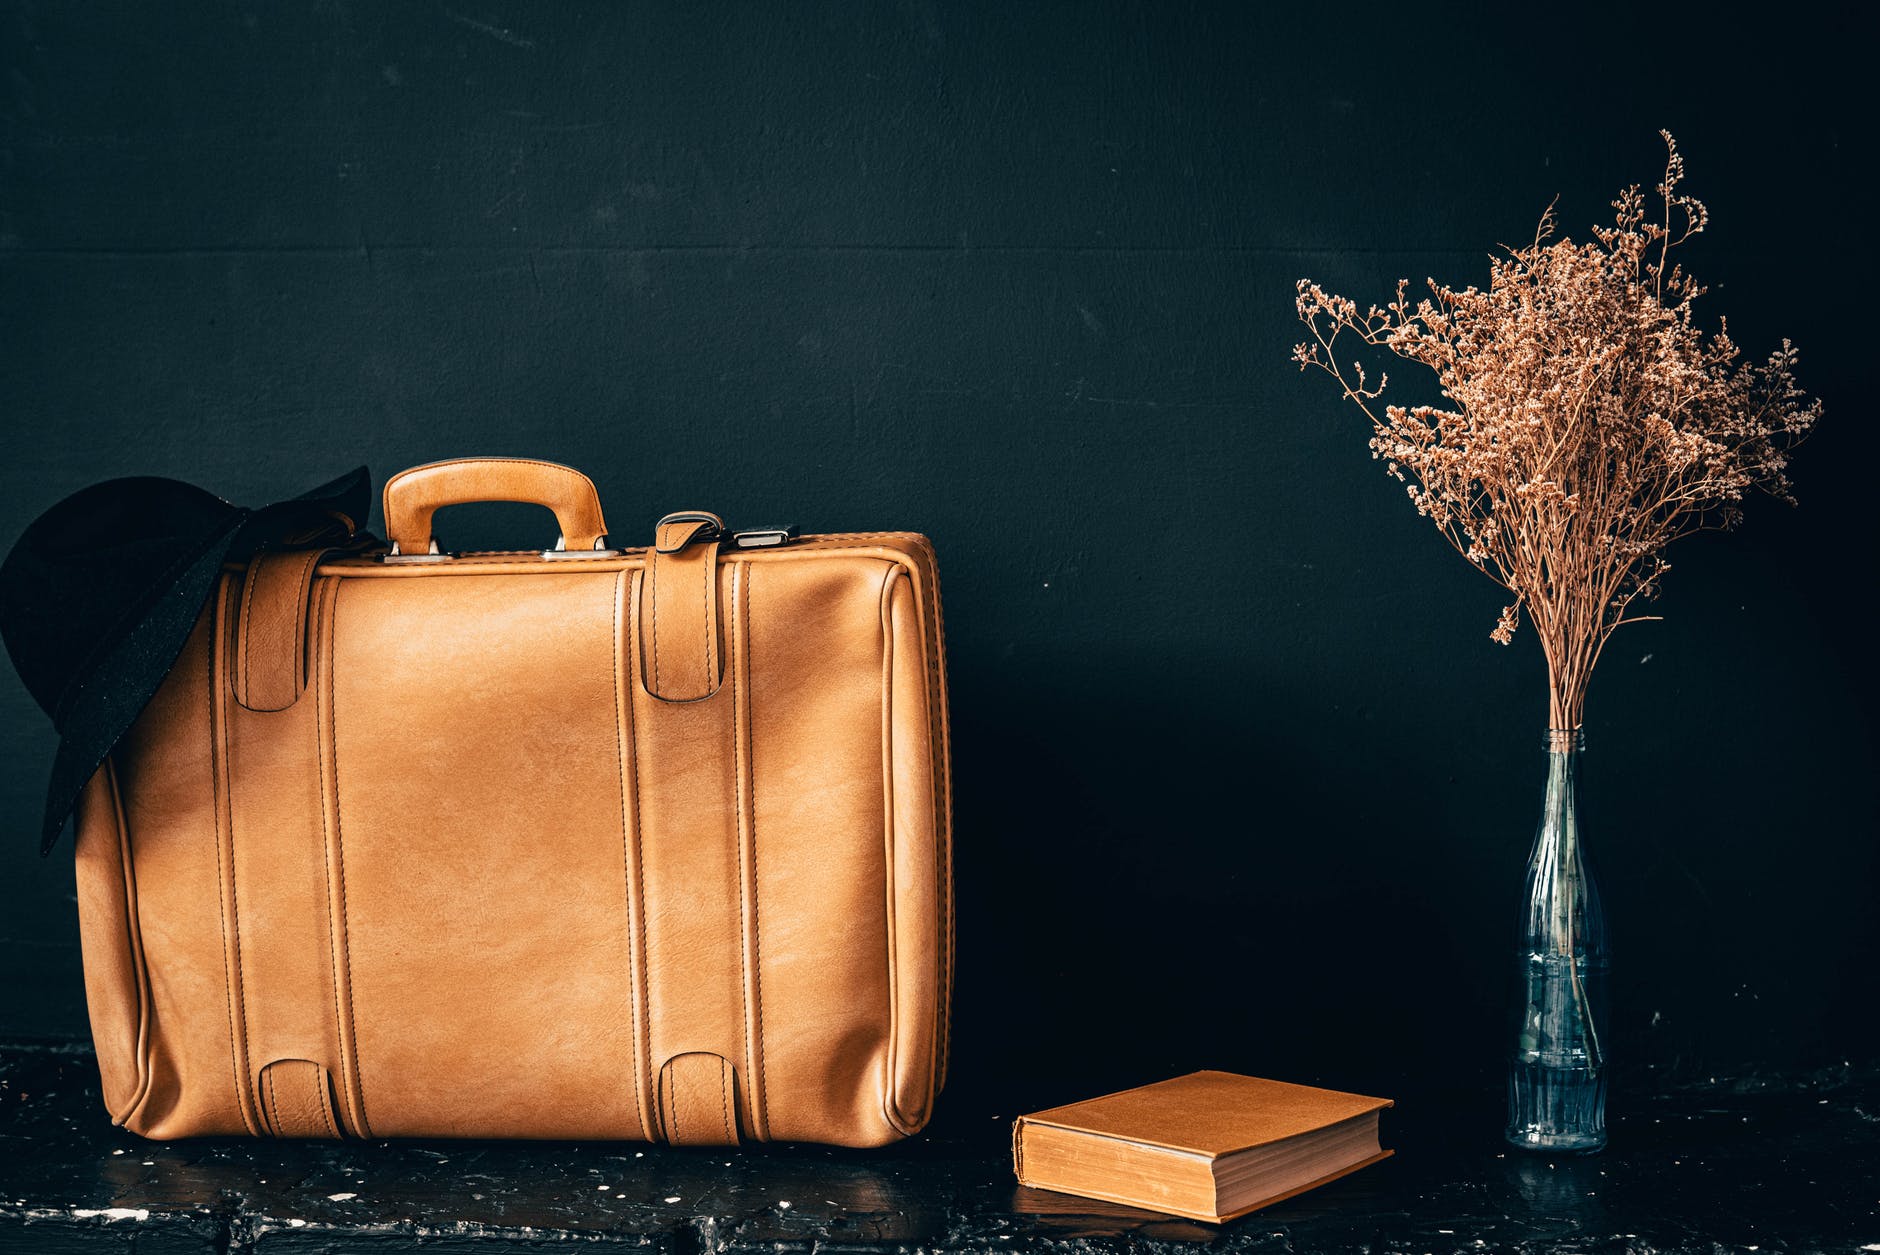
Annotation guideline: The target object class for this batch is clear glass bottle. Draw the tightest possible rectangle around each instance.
[1506,728,1609,1153]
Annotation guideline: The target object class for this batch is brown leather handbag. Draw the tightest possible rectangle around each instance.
[68,458,952,1146]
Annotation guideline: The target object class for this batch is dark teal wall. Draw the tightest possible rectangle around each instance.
[2,2,1872,1105]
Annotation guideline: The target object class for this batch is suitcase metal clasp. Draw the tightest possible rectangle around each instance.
[729,526,798,550]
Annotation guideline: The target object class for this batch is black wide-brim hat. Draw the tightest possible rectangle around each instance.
[0,467,372,853]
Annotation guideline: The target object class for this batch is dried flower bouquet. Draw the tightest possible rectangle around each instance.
[1294,133,1817,729]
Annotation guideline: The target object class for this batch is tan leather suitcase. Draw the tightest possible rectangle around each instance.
[69,458,952,1146]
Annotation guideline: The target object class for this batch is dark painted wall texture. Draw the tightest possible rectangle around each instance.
[2,3,1874,1114]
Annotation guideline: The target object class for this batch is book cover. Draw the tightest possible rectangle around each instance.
[1012,1071,1394,1223]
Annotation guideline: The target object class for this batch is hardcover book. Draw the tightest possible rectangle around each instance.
[1012,1071,1393,1223]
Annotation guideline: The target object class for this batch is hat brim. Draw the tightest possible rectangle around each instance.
[29,466,371,853]
[38,522,241,852]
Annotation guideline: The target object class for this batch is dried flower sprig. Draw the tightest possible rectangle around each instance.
[1294,133,1817,729]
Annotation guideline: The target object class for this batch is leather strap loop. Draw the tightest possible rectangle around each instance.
[657,1053,741,1146]
[643,512,723,702]
[232,548,328,712]
[653,514,722,555]
[256,1059,344,1140]
[381,459,608,556]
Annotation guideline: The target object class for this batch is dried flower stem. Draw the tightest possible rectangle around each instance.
[1294,134,1817,729]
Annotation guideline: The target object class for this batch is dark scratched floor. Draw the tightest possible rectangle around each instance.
[0,1044,1875,1253]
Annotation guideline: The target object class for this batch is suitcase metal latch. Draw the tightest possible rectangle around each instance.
[729,526,798,550]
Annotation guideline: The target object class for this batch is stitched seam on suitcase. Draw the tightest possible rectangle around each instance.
[313,1063,341,1139]
[239,561,259,707]
[330,587,368,1136]
[889,553,949,1102]
[276,550,320,707]
[730,564,752,1140]
[702,539,715,687]
[935,566,952,1084]
[223,593,258,1134]
[741,563,770,1138]
[212,579,260,1135]
[106,760,157,1126]
[311,535,935,574]
[650,552,664,695]
[717,1056,734,1143]
[210,581,240,1128]
[877,564,908,1135]
[918,548,953,1086]
[316,582,352,1137]
[611,568,651,1141]
[628,571,656,1142]
[318,578,370,1137]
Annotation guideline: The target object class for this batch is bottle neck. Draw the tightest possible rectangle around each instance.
[1544,728,1586,755]
[1537,728,1582,847]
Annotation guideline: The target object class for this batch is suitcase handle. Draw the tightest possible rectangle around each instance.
[382,458,611,556]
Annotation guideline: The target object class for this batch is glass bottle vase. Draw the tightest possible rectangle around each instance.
[1505,728,1609,1153]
